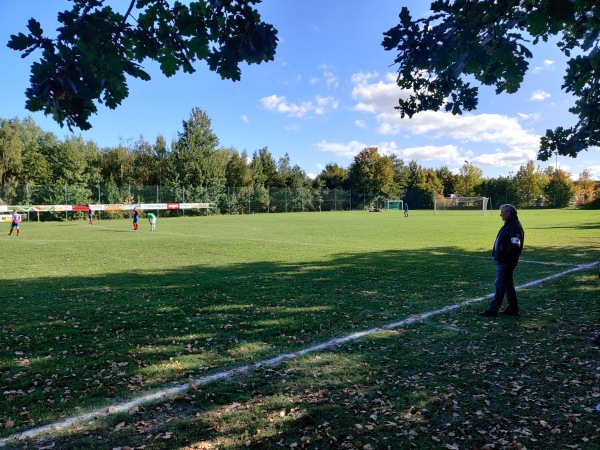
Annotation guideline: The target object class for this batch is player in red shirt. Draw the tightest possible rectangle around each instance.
[9,210,21,236]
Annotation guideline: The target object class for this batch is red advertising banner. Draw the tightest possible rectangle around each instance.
[72,205,89,212]
[166,203,180,210]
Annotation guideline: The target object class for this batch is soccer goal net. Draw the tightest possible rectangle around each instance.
[385,200,403,211]
[434,196,490,215]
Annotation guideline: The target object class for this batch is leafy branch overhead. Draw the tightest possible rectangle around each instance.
[382,0,599,160]
[8,0,278,131]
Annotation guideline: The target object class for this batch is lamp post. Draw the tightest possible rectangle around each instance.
[554,151,558,207]
[464,160,469,196]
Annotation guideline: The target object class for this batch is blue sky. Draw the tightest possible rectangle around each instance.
[1,1,598,180]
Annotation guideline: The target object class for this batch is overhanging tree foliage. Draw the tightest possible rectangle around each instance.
[382,0,599,160]
[8,0,278,131]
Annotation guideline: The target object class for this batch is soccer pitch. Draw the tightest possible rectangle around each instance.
[1,209,599,445]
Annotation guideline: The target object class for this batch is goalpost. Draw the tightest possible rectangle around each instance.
[434,196,490,215]
[385,199,403,211]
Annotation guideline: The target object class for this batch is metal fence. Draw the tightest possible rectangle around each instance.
[0,184,369,217]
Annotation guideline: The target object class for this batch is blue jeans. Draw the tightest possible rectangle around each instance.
[487,261,518,313]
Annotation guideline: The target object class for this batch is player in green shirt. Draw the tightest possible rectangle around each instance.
[147,212,156,231]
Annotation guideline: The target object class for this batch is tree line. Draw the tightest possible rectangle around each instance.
[0,108,597,213]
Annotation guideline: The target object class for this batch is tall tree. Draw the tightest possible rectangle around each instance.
[389,155,409,199]
[170,107,224,189]
[435,165,458,197]
[576,169,596,203]
[130,136,156,185]
[382,1,599,159]
[22,151,53,185]
[455,161,483,196]
[53,136,95,184]
[225,148,252,188]
[514,160,546,206]
[249,150,266,187]
[314,163,349,190]
[153,135,170,187]
[257,147,279,187]
[348,147,394,207]
[8,0,278,131]
[543,166,575,207]
[480,176,515,208]
[0,122,24,185]
[100,145,136,185]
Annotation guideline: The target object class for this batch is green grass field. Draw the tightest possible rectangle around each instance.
[1,209,599,449]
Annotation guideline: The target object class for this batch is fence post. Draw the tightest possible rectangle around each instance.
[334,188,337,211]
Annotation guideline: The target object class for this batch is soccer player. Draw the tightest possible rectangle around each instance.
[8,210,21,236]
[147,212,156,231]
[133,207,140,230]
[88,207,94,225]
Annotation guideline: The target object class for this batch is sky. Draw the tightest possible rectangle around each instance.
[1,1,598,181]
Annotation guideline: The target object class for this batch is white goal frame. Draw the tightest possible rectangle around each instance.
[434,196,489,215]
[385,199,404,211]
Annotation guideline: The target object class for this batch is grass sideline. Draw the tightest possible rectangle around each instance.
[1,209,599,448]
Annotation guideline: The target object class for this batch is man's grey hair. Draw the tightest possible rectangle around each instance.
[500,204,518,217]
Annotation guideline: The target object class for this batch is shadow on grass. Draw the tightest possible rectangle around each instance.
[3,267,599,449]
[0,244,598,445]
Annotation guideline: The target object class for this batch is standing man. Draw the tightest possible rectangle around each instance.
[404,202,409,217]
[8,210,21,236]
[133,207,140,230]
[480,204,524,317]
[88,206,94,225]
[147,212,156,232]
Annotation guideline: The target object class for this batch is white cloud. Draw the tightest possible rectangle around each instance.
[517,112,541,122]
[260,94,338,118]
[311,64,340,89]
[349,72,541,168]
[241,115,249,124]
[315,140,370,158]
[315,95,339,112]
[350,71,379,85]
[355,120,368,129]
[529,90,551,101]
[532,59,555,74]
[398,144,463,163]
[354,102,376,113]
[351,73,407,112]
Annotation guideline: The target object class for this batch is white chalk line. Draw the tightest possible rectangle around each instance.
[1,260,597,447]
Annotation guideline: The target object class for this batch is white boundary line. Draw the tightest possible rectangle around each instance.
[1,260,597,447]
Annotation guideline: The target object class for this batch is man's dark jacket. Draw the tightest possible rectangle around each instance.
[492,216,524,264]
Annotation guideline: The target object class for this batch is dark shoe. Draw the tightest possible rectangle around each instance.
[479,310,498,317]
[501,309,519,316]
